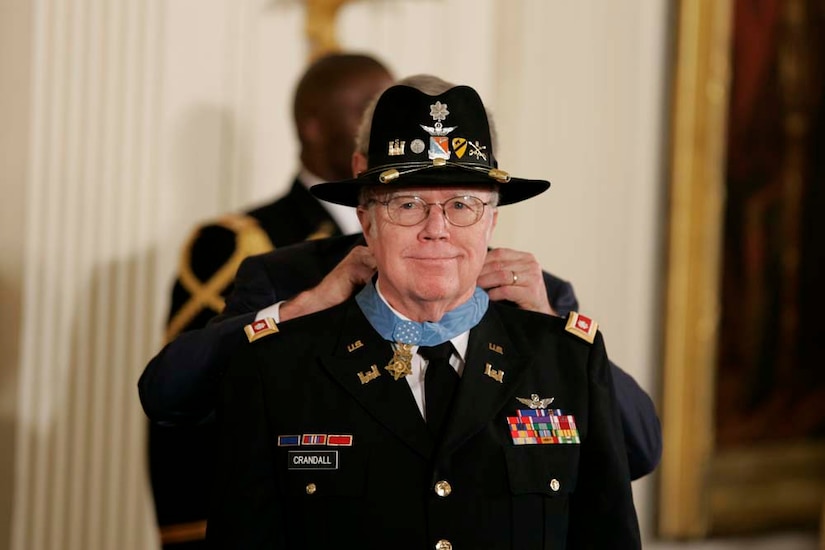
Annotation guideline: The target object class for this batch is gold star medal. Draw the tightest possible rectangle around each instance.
[384,342,413,380]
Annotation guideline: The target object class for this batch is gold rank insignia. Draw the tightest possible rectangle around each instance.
[484,363,504,383]
[244,318,279,342]
[358,365,381,385]
[565,311,598,344]
[384,342,413,380]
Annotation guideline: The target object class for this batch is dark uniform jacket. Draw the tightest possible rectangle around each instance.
[141,234,662,477]
[150,180,340,546]
[207,298,642,549]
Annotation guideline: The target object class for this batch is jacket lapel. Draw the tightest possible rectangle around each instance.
[439,307,531,457]
[320,301,434,459]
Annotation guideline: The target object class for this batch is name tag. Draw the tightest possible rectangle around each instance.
[288,450,339,470]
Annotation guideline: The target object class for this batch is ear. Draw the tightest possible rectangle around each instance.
[351,152,367,177]
[487,208,498,241]
[356,205,373,240]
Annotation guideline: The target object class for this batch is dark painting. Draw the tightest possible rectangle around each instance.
[715,0,825,448]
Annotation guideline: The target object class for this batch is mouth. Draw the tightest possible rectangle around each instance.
[408,255,458,262]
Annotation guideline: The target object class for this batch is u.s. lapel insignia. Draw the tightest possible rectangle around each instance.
[244,318,278,342]
[517,394,554,409]
[565,311,598,344]
[357,365,381,385]
[384,342,413,381]
[484,363,504,383]
[488,343,504,355]
[347,340,364,353]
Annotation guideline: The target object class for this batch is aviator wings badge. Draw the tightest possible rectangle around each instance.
[516,394,555,409]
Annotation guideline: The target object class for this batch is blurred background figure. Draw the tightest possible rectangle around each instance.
[151,52,392,549]
[165,53,393,339]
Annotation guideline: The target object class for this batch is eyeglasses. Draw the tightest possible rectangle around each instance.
[370,195,491,227]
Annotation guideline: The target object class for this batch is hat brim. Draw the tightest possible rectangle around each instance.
[310,166,550,207]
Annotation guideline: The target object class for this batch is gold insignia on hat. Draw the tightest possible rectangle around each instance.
[347,340,364,353]
[565,311,598,344]
[357,365,381,385]
[388,139,405,156]
[488,168,511,183]
[384,342,413,381]
[488,343,504,355]
[244,318,279,343]
[484,363,504,383]
[452,137,468,158]
[517,394,554,409]
[379,169,400,183]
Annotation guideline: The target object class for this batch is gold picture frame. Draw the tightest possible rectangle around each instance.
[658,0,825,538]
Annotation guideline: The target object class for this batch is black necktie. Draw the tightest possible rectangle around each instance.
[419,342,459,437]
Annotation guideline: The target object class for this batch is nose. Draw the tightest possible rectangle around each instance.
[420,203,448,238]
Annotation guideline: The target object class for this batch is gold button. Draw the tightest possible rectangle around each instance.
[549,478,560,492]
[434,480,452,497]
[435,539,452,550]
[305,483,317,495]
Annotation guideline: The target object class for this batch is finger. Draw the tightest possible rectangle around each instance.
[477,265,526,290]
[484,247,533,266]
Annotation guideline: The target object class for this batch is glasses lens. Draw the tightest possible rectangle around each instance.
[443,196,485,226]
[386,197,427,226]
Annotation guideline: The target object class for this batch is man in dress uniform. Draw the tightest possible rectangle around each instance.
[139,78,662,490]
[207,82,641,548]
[150,53,393,548]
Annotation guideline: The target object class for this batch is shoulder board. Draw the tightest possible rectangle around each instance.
[244,318,279,343]
[564,312,598,344]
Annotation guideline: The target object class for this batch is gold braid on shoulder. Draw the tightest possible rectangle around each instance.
[165,215,339,342]
[165,214,274,342]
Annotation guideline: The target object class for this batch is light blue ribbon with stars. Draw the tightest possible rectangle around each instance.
[355,281,489,346]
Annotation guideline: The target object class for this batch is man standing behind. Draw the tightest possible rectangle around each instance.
[166,53,393,339]
[209,83,641,548]
[151,53,393,548]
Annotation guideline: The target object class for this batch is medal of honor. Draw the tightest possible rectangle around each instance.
[384,342,414,380]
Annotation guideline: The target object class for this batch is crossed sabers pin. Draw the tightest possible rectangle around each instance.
[467,141,487,161]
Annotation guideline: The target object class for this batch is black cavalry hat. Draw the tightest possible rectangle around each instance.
[310,84,551,206]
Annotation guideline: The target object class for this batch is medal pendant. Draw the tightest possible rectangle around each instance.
[384,343,413,380]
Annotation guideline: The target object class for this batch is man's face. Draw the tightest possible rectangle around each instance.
[319,71,393,180]
[357,186,498,321]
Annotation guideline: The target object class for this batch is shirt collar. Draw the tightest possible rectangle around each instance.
[298,167,361,235]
